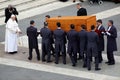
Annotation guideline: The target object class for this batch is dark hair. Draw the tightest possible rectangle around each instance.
[44,22,48,27]
[45,15,50,18]
[56,22,61,27]
[91,25,95,30]
[109,20,114,25]
[81,24,86,29]
[70,24,75,29]
[77,3,82,6]
[97,19,102,24]
[30,20,35,25]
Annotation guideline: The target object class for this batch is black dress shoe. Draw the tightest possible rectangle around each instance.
[72,64,76,67]
[28,57,32,60]
[55,62,59,64]
[37,58,40,61]
[42,59,46,62]
[108,63,115,65]
[88,68,91,71]
[47,60,52,63]
[63,62,66,65]
[83,65,87,68]
[95,68,101,71]
[13,51,17,53]
[9,52,14,54]
[105,61,110,64]
[99,61,102,63]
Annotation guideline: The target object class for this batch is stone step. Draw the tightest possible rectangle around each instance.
[0,1,73,26]
[0,0,57,18]
[0,0,33,10]
[0,0,6,3]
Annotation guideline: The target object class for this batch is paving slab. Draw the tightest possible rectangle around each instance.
[0,64,91,80]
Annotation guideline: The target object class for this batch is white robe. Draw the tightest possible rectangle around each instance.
[5,18,21,52]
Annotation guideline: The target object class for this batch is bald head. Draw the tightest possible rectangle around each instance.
[11,14,16,21]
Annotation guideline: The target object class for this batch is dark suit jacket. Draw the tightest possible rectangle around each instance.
[95,25,105,51]
[5,7,18,23]
[40,27,52,50]
[77,8,87,16]
[87,31,99,57]
[67,29,78,53]
[53,29,66,53]
[27,26,39,49]
[78,30,87,53]
[107,26,117,52]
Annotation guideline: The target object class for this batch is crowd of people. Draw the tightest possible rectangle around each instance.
[72,0,120,4]
[4,3,117,71]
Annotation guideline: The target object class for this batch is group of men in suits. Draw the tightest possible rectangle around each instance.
[26,17,117,71]
[26,3,117,71]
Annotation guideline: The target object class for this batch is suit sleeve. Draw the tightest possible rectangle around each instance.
[35,28,39,37]
[5,8,8,17]
[40,29,43,37]
[96,34,99,44]
[84,9,87,16]
[13,8,19,15]
[110,27,117,38]
[64,32,67,44]
[26,28,29,36]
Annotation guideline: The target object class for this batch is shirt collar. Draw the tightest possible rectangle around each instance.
[57,27,61,29]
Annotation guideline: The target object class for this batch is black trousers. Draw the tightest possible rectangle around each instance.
[81,51,87,66]
[98,51,103,63]
[50,44,55,55]
[69,52,77,65]
[29,48,40,59]
[42,43,51,62]
[55,52,66,64]
[87,56,99,69]
[107,51,115,64]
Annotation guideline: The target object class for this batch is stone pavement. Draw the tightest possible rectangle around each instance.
[0,43,120,80]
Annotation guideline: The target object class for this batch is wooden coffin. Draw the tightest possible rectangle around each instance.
[46,16,96,32]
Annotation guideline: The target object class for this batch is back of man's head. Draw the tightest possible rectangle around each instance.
[45,15,50,18]
[81,24,86,30]
[56,22,61,27]
[91,25,95,30]
[70,24,75,29]
[30,20,35,25]
[77,3,82,7]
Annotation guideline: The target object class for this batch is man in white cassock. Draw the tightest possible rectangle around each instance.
[5,14,21,54]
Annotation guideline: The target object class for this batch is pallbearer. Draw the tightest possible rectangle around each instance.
[105,20,117,65]
[53,22,66,64]
[78,25,87,67]
[40,22,52,63]
[45,15,55,56]
[27,20,40,61]
[87,25,101,71]
[95,19,105,63]
[67,24,78,66]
